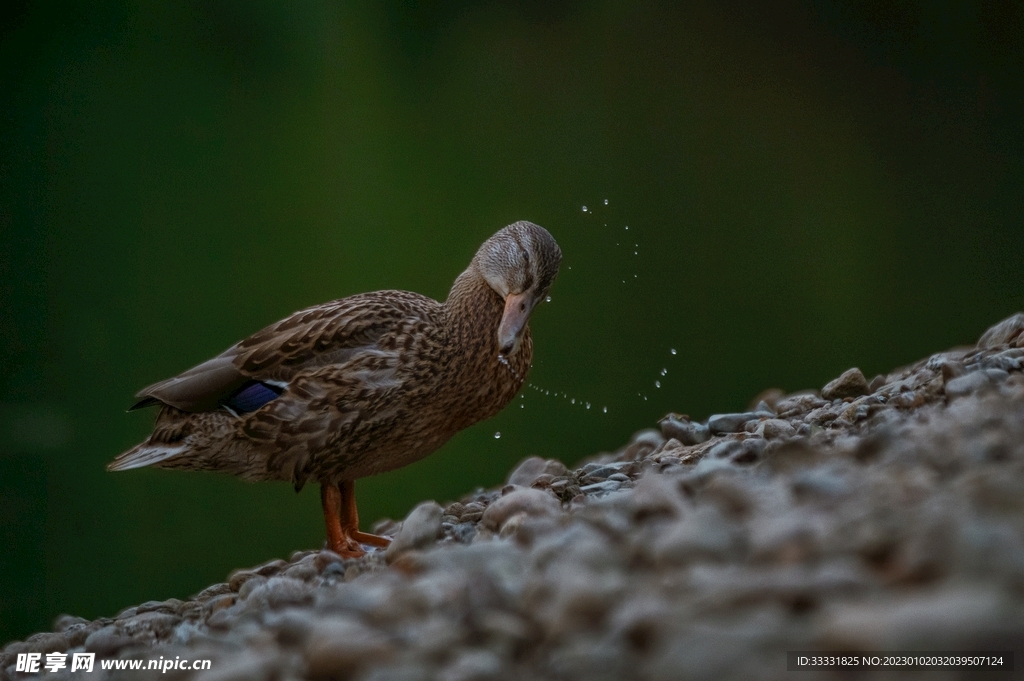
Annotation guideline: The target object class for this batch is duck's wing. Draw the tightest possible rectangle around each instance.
[131,291,437,414]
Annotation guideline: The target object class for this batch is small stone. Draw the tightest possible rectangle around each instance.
[983,348,1024,372]
[197,650,281,681]
[821,367,870,400]
[805,405,840,426]
[628,473,683,521]
[249,576,312,609]
[305,616,393,678]
[775,392,827,417]
[653,506,740,565]
[439,649,503,681]
[237,575,267,600]
[253,558,288,577]
[580,462,620,479]
[581,480,622,494]
[708,412,763,434]
[945,371,993,399]
[707,440,744,459]
[385,501,444,562]
[480,487,561,532]
[791,469,851,501]
[687,455,735,479]
[450,521,478,544]
[659,414,711,445]
[283,561,318,582]
[314,550,344,572]
[229,570,259,592]
[978,312,1024,348]
[761,419,796,440]
[84,626,134,656]
[323,561,345,577]
[507,455,568,487]
[460,501,486,523]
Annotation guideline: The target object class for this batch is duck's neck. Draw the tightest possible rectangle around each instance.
[441,265,532,425]
[444,266,504,353]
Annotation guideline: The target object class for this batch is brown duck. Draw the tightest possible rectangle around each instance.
[109,221,561,557]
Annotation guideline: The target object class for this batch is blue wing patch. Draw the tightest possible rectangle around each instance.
[224,381,284,414]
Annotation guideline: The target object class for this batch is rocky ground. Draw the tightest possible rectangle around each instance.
[6,315,1024,680]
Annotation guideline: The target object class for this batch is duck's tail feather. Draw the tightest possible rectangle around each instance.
[107,441,186,471]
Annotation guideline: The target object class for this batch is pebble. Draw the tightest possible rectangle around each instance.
[580,480,621,495]
[977,312,1024,348]
[821,367,870,400]
[944,370,994,399]
[385,501,443,561]
[507,456,568,487]
[707,412,765,434]
[760,418,796,439]
[304,616,393,678]
[659,413,711,444]
[480,487,561,532]
[774,392,826,417]
[653,506,741,565]
[83,626,134,656]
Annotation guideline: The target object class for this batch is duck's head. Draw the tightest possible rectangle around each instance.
[474,220,562,356]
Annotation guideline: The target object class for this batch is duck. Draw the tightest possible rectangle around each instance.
[109,220,562,558]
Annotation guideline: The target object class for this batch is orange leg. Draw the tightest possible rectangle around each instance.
[320,481,391,558]
[339,480,392,548]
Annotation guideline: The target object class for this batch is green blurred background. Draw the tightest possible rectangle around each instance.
[2,0,1022,643]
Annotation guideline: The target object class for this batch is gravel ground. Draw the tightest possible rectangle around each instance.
[5,315,1024,681]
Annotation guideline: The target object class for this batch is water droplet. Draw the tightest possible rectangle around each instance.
[670,348,677,355]
[643,395,648,401]
[582,205,588,212]
[602,406,608,413]
[660,368,667,376]
[570,398,575,405]
[494,432,501,439]
[586,402,591,409]
[603,199,609,205]
[545,295,551,303]
[568,266,571,270]
[625,225,629,230]
[520,404,524,408]
[633,251,638,256]
[655,381,661,388]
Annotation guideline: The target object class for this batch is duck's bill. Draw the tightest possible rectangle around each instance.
[498,291,535,355]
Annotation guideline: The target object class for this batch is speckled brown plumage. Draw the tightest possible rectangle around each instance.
[109,221,561,557]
